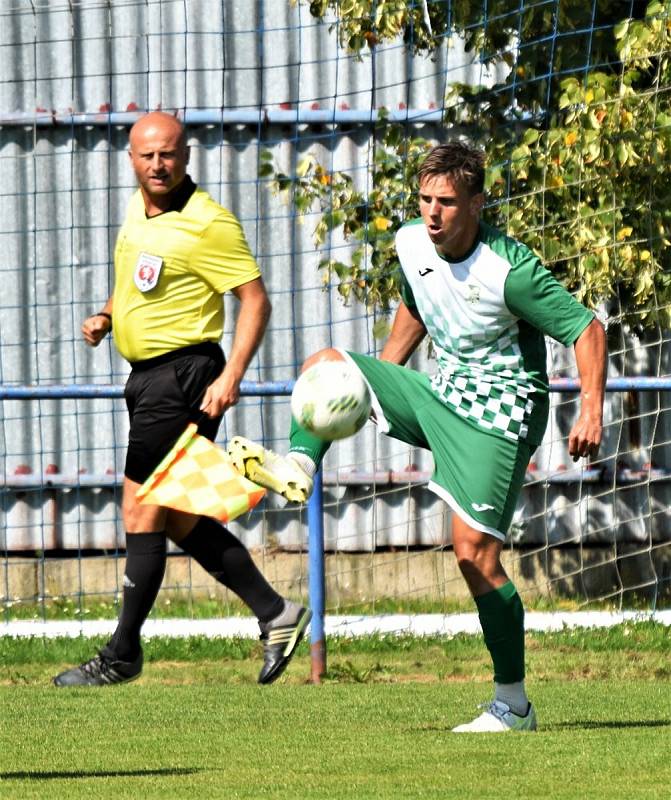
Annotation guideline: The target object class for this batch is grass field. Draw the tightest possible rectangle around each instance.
[1,623,669,799]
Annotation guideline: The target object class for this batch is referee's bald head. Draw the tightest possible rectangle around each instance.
[129,111,186,151]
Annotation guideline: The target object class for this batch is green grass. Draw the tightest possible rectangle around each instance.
[2,592,630,622]
[1,625,669,799]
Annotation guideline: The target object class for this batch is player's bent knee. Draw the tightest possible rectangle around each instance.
[454,543,501,580]
[302,348,345,372]
[455,552,481,582]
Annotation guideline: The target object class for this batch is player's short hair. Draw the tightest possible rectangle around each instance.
[417,141,485,195]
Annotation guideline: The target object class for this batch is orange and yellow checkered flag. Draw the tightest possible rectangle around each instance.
[136,423,265,522]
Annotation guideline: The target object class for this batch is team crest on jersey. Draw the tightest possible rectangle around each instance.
[134,252,163,292]
[467,284,480,304]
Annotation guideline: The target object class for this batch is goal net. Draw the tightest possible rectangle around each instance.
[1,0,669,634]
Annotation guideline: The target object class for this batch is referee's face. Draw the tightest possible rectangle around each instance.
[129,114,189,203]
[418,174,484,260]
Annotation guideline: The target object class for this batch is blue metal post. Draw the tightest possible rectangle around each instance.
[307,467,326,683]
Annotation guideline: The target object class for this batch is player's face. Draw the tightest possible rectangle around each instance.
[418,174,484,259]
[129,123,189,199]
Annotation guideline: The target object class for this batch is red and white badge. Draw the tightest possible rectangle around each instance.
[134,252,163,292]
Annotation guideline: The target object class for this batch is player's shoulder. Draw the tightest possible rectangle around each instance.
[395,217,427,245]
[479,222,537,270]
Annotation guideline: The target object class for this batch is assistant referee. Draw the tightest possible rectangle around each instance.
[54,111,310,687]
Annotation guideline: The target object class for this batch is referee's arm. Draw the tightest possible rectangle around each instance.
[200,277,271,417]
[82,297,113,346]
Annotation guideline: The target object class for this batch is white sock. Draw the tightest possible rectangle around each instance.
[287,451,317,478]
[494,681,529,716]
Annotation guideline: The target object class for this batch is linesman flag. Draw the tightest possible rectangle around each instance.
[136,423,265,522]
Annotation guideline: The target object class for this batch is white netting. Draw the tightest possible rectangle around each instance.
[1,1,669,626]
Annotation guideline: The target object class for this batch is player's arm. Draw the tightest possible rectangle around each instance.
[200,277,271,418]
[568,317,607,461]
[379,300,427,365]
[82,297,113,347]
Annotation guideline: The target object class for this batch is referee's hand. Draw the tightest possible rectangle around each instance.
[200,371,240,418]
[82,314,111,347]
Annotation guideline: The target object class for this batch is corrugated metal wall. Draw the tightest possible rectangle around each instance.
[1,0,669,556]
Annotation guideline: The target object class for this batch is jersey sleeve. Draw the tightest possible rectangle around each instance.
[398,271,418,312]
[191,210,261,293]
[504,253,594,346]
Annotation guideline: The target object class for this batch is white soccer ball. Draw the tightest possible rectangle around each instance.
[291,360,372,441]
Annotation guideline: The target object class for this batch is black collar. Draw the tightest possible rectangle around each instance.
[145,175,197,218]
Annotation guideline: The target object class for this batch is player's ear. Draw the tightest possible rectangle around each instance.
[470,192,485,215]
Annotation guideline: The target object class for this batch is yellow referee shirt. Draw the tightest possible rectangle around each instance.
[112,178,260,362]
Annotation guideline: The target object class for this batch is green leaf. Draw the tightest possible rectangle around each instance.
[324,209,346,230]
[613,20,629,40]
[523,128,541,145]
[372,318,391,340]
[295,156,314,178]
[617,140,629,166]
[275,174,292,192]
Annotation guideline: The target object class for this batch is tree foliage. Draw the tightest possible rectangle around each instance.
[273,1,671,326]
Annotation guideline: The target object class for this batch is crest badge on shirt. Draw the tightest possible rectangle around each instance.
[134,252,163,292]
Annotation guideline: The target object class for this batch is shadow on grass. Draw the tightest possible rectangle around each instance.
[413,719,671,733]
[0,767,202,781]
[552,719,671,730]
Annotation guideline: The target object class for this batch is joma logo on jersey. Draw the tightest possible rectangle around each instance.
[467,284,480,304]
[418,267,434,277]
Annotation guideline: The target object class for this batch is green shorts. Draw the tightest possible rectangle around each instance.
[343,351,535,541]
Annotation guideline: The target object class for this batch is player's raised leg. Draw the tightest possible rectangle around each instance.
[227,430,318,503]
[227,348,345,501]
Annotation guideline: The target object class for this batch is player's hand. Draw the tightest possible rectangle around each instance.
[199,370,240,418]
[81,314,111,347]
[568,413,603,462]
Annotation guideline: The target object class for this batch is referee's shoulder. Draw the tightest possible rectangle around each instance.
[190,187,240,228]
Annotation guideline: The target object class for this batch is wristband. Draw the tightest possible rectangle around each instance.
[96,312,112,330]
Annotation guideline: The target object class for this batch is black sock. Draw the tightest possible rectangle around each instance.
[108,532,167,661]
[179,518,284,623]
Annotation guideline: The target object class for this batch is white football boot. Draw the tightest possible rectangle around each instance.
[227,436,313,504]
[452,701,537,733]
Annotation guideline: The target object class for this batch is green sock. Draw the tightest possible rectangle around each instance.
[474,580,525,684]
[288,416,331,465]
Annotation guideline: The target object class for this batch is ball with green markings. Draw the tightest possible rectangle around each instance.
[291,360,372,441]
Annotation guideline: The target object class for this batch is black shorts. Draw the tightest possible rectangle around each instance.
[123,342,225,484]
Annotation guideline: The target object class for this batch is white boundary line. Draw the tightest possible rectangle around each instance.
[1,610,669,639]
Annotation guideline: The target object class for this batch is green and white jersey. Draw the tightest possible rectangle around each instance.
[396,220,593,445]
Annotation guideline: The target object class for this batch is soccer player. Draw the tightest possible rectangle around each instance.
[228,141,607,731]
[53,111,310,687]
